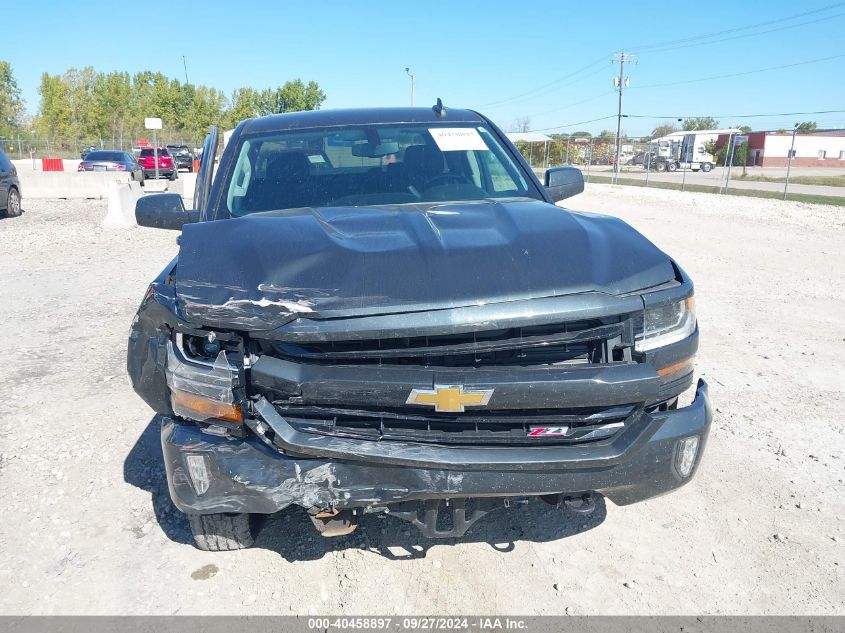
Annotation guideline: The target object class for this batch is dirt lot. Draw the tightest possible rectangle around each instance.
[0,184,842,614]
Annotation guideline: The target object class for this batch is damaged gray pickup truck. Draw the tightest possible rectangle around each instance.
[128,105,711,550]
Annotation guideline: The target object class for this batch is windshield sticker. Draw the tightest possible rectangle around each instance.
[428,128,487,152]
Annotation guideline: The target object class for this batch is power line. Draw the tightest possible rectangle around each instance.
[634,11,845,55]
[625,109,845,120]
[532,115,617,132]
[629,2,845,52]
[526,90,615,118]
[629,53,845,90]
[478,55,610,108]
[527,109,845,133]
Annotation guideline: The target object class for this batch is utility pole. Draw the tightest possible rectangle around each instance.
[405,67,416,106]
[783,123,798,201]
[612,51,635,184]
[182,56,189,85]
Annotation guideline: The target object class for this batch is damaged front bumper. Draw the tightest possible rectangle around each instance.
[161,379,712,516]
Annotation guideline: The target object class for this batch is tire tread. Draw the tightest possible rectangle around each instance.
[188,513,255,551]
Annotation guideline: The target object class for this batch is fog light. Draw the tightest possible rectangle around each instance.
[185,454,210,496]
[676,436,700,478]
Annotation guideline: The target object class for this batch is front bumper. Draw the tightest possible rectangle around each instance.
[161,379,712,515]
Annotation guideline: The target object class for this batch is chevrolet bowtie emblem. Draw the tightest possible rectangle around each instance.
[406,385,494,413]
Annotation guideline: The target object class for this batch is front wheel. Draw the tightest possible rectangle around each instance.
[187,513,261,551]
[702,162,713,172]
[6,188,21,217]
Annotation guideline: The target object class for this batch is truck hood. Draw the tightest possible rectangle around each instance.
[174,198,674,329]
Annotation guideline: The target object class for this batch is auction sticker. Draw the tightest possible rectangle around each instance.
[429,127,487,151]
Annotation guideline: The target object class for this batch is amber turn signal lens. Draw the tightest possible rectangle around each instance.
[171,389,242,423]
[657,358,694,380]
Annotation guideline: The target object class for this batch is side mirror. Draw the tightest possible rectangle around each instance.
[135,193,198,230]
[544,166,585,202]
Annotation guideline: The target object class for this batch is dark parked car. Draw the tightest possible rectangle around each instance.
[0,149,22,217]
[166,144,195,172]
[138,147,177,180]
[77,150,145,183]
[129,106,710,550]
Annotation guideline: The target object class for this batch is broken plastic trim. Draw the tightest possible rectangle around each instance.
[165,339,240,422]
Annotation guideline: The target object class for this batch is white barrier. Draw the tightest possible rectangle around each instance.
[20,171,132,199]
[181,172,197,203]
[102,181,143,228]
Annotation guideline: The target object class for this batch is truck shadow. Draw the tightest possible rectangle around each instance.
[123,416,194,545]
[256,497,607,561]
[124,416,608,559]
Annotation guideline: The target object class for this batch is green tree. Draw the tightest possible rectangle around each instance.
[796,121,817,133]
[682,117,719,131]
[650,121,679,139]
[37,72,73,140]
[0,61,24,137]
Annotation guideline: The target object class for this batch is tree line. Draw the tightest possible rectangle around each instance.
[0,60,325,146]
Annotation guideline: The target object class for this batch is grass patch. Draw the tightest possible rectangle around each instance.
[585,175,845,207]
[735,174,845,187]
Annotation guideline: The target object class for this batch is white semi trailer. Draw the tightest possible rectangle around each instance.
[644,129,741,172]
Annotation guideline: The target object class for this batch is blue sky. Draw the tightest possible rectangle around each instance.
[5,0,845,136]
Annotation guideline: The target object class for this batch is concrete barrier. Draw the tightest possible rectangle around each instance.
[181,172,197,203]
[20,171,132,199]
[102,181,143,228]
[144,179,169,193]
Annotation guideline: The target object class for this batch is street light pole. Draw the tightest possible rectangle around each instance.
[783,123,798,201]
[405,67,416,106]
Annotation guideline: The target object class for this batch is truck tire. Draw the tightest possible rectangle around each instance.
[667,162,678,172]
[655,162,666,172]
[702,162,713,172]
[5,187,22,217]
[187,513,259,551]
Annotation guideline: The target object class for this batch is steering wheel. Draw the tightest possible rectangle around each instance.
[423,173,469,189]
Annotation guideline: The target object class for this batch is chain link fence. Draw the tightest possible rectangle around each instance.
[512,133,776,197]
[0,135,204,160]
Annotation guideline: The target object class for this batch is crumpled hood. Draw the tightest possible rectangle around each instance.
[174,198,674,329]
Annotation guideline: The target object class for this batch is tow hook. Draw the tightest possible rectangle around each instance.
[308,508,359,537]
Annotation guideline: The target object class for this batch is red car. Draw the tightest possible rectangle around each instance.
[138,148,178,180]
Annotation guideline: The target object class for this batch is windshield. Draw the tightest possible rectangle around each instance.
[224,123,538,216]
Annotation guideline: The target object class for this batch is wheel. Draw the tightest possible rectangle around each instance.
[188,164,194,173]
[702,162,713,173]
[667,162,677,172]
[170,170,178,181]
[655,162,666,172]
[5,187,21,217]
[187,513,260,551]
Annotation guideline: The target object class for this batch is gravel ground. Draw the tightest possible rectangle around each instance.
[0,184,843,614]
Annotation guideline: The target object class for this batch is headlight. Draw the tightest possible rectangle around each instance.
[166,338,242,423]
[635,296,696,352]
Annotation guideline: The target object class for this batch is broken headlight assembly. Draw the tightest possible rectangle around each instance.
[166,333,243,425]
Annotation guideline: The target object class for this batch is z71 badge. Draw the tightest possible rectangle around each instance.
[527,426,570,437]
